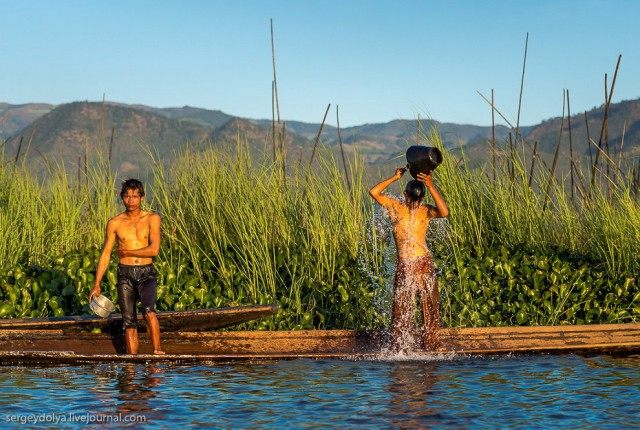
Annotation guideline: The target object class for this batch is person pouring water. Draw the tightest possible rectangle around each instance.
[369,146,449,352]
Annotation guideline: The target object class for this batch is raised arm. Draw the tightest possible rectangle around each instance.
[417,172,449,218]
[369,167,406,209]
[89,219,118,302]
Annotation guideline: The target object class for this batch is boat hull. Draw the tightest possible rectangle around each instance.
[0,304,278,333]
[1,323,639,364]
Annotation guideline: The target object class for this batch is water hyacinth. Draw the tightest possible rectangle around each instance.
[0,128,638,329]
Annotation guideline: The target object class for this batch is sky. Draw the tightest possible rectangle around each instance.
[2,0,639,128]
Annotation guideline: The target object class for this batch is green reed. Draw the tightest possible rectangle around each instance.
[0,146,118,268]
[150,140,386,328]
[413,123,639,327]
[1,123,637,328]
[419,124,640,277]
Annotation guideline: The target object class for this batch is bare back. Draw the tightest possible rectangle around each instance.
[387,200,432,259]
[369,169,448,261]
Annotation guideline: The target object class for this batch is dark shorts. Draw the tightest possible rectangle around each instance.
[116,264,158,328]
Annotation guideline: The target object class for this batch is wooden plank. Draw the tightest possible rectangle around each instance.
[0,324,639,364]
[439,324,640,354]
[0,304,277,333]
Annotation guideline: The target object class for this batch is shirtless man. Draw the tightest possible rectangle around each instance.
[89,179,164,355]
[369,167,449,351]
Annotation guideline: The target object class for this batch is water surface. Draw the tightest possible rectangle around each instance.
[1,354,639,428]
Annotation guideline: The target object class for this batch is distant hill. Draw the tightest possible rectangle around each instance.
[2,102,313,179]
[250,118,523,166]
[525,99,640,160]
[3,102,214,179]
[2,98,639,180]
[126,104,234,129]
[0,103,55,139]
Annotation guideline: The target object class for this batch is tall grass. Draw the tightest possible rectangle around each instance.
[0,147,118,268]
[422,125,640,277]
[411,121,638,326]
[149,140,387,328]
[1,122,637,328]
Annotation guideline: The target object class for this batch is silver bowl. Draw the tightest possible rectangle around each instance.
[90,295,116,318]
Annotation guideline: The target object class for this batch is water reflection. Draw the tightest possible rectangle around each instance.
[387,362,443,428]
[113,364,166,421]
[1,355,640,428]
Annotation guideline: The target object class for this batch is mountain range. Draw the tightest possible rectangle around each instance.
[1,98,639,180]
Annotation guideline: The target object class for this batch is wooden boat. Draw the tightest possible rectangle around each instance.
[1,323,639,365]
[0,304,278,333]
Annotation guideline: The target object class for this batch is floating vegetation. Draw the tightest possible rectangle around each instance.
[0,121,638,328]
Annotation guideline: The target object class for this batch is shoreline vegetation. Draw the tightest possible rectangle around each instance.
[0,120,638,329]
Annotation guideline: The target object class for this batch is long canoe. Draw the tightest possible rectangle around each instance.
[0,304,278,333]
[1,323,639,365]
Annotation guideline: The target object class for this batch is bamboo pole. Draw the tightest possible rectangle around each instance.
[635,159,640,201]
[21,128,36,168]
[271,81,276,161]
[528,140,537,189]
[13,136,23,165]
[544,90,566,211]
[308,103,331,170]
[617,120,626,172]
[604,74,611,200]
[270,19,283,152]
[84,137,89,189]
[281,121,286,182]
[515,33,529,164]
[99,94,106,152]
[77,156,82,188]
[567,90,575,201]
[585,112,593,178]
[492,89,496,182]
[108,126,115,177]
[508,133,514,183]
[270,18,286,183]
[476,91,550,171]
[336,105,351,192]
[590,55,622,194]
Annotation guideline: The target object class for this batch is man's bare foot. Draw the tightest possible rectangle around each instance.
[153,350,166,355]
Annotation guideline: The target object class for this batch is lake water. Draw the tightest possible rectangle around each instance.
[1,353,639,428]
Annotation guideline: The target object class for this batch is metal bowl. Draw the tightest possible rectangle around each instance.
[90,295,116,318]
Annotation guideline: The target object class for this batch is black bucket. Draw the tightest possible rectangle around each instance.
[406,146,443,178]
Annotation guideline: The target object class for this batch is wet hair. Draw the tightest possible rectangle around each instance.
[120,178,145,199]
[404,180,426,202]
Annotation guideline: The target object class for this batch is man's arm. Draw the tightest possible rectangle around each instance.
[417,172,449,218]
[117,213,161,259]
[369,167,405,209]
[89,219,117,302]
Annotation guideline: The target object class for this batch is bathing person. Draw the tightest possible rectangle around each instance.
[89,179,164,355]
[369,168,449,351]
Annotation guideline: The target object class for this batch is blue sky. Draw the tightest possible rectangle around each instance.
[2,0,639,127]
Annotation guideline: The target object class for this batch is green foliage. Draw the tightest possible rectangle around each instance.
[422,125,640,276]
[0,127,638,330]
[149,143,387,329]
[438,244,639,327]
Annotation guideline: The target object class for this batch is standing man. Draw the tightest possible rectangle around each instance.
[369,168,449,351]
[89,179,164,355]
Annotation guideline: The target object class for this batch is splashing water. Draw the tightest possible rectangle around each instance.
[359,201,396,320]
[361,195,456,356]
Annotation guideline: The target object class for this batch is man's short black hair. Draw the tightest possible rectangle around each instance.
[404,180,426,202]
[120,178,145,199]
